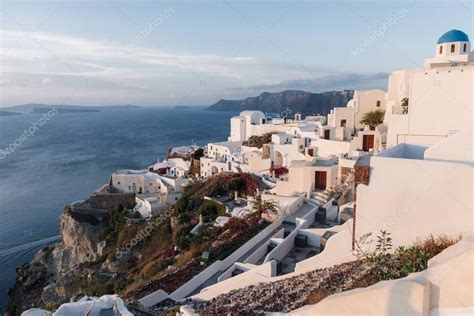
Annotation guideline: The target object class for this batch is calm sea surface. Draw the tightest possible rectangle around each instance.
[0,107,235,308]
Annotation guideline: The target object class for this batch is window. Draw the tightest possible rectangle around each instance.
[439,46,443,54]
[117,181,121,185]
[376,100,381,107]
[463,43,467,52]
[450,44,455,53]
[340,119,347,127]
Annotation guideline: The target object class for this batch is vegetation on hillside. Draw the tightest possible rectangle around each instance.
[75,172,264,303]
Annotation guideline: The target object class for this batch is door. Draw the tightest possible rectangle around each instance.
[324,130,330,140]
[315,171,327,190]
[363,134,375,151]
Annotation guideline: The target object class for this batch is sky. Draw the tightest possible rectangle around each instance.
[0,0,472,107]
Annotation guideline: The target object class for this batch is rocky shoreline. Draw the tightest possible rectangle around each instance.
[4,193,133,315]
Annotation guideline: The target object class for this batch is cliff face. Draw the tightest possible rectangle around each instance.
[206,90,354,117]
[5,207,111,315]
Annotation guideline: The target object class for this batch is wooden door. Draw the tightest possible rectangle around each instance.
[315,171,327,190]
[363,134,374,151]
[324,130,330,140]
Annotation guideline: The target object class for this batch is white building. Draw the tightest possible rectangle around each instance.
[111,168,189,209]
[111,169,166,194]
[22,295,133,316]
[271,157,339,196]
[327,89,386,135]
[153,158,190,178]
[228,110,308,142]
[383,29,473,147]
[229,111,267,142]
[200,141,246,177]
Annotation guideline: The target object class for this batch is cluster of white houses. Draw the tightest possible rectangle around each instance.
[26,29,473,315]
[200,88,386,196]
[182,29,474,315]
[109,158,192,218]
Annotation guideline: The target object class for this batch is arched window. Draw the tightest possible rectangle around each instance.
[340,119,347,127]
[463,43,467,52]
[439,46,443,54]
[450,44,455,53]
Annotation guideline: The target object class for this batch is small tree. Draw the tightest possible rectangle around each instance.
[360,110,385,130]
[251,199,279,216]
[226,177,244,194]
[354,230,397,280]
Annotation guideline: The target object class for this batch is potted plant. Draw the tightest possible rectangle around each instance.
[401,97,409,114]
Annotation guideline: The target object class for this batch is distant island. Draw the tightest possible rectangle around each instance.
[32,107,100,114]
[174,105,193,109]
[206,90,354,117]
[2,104,141,113]
[0,110,21,116]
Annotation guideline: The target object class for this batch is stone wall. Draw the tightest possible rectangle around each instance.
[354,166,370,186]
[88,192,136,210]
[340,167,352,183]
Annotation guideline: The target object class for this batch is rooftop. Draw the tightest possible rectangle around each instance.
[437,29,469,44]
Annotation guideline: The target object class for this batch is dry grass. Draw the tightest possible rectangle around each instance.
[303,234,461,308]
[414,234,461,257]
[306,289,329,305]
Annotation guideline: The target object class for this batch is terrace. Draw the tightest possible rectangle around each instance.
[279,241,320,275]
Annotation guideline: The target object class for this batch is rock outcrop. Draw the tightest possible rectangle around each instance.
[4,199,121,315]
[206,90,354,117]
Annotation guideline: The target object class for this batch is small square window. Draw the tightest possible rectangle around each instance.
[376,101,381,107]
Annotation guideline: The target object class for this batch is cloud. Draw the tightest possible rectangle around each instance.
[0,29,389,106]
[227,72,389,96]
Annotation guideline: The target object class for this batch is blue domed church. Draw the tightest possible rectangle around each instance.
[425,29,472,67]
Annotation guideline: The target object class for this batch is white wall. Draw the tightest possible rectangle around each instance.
[311,139,351,158]
[355,156,473,248]
[385,65,473,147]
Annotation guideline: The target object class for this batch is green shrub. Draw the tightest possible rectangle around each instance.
[198,200,226,222]
[174,226,192,250]
[396,246,431,275]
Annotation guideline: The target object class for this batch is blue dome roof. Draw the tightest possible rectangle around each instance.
[437,30,469,44]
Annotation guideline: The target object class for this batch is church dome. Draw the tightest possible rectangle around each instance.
[437,29,469,44]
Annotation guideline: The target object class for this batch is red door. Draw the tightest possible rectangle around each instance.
[315,171,327,190]
[308,148,314,157]
[324,130,330,140]
[363,135,375,151]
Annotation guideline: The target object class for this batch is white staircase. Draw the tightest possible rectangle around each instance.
[310,190,331,205]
